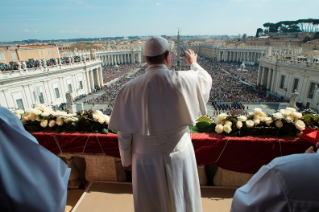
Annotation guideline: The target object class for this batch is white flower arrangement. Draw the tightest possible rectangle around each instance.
[246,120,254,128]
[92,110,110,125]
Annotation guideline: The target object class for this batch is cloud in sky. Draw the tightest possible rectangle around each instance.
[24,29,38,33]
[155,2,161,6]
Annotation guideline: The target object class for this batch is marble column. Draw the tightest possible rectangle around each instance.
[99,67,103,86]
[85,70,91,93]
[90,70,94,91]
[95,68,100,87]
[124,54,127,63]
[260,66,265,86]
[267,68,272,89]
[257,66,261,86]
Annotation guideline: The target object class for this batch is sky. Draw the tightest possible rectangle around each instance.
[1,0,318,42]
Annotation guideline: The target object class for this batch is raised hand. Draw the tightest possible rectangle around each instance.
[182,49,197,66]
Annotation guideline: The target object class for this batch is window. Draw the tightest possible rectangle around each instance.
[12,53,16,60]
[48,50,51,55]
[16,99,24,110]
[292,79,299,92]
[280,75,285,89]
[41,51,44,56]
[307,82,316,99]
[54,50,57,55]
[68,84,72,93]
[79,81,83,89]
[0,54,5,61]
[38,92,44,104]
[54,88,60,98]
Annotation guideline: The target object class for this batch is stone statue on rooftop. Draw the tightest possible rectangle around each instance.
[66,92,74,107]
[289,90,299,109]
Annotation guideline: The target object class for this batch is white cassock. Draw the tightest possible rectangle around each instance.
[109,63,212,212]
[231,153,319,212]
[0,106,70,212]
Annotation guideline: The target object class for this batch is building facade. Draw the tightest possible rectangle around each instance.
[185,43,302,64]
[0,58,102,110]
[0,44,60,64]
[258,56,319,110]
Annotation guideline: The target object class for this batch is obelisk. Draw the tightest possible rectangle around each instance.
[177,29,181,70]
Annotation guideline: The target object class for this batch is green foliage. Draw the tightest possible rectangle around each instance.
[313,32,319,40]
[256,28,263,37]
[303,36,312,43]
[195,121,216,132]
[303,114,319,128]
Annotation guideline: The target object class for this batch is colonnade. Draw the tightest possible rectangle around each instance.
[85,67,103,93]
[257,66,276,92]
[218,51,262,63]
[98,52,141,66]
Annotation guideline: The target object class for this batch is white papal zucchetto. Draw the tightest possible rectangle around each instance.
[143,36,170,57]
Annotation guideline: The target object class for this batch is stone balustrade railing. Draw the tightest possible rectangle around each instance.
[0,58,102,79]
[259,56,319,68]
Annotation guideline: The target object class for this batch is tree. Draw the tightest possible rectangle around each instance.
[313,32,319,40]
[243,33,247,40]
[264,29,269,34]
[256,28,263,37]
[303,36,312,43]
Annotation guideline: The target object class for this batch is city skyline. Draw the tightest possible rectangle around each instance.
[1,0,318,42]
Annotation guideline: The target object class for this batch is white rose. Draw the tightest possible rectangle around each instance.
[280,109,291,117]
[98,116,106,124]
[95,110,103,115]
[22,113,31,121]
[295,120,306,131]
[215,117,223,124]
[285,116,294,123]
[286,107,297,113]
[217,113,228,121]
[225,121,232,126]
[224,124,232,134]
[275,120,283,128]
[292,112,302,119]
[215,124,224,133]
[265,117,273,126]
[33,109,42,115]
[65,118,75,123]
[253,118,260,125]
[246,120,254,128]
[93,114,99,121]
[273,112,283,120]
[41,112,50,117]
[260,112,266,117]
[30,113,38,122]
[49,120,56,127]
[104,115,110,124]
[254,108,262,115]
[259,116,266,122]
[56,117,63,126]
[238,116,247,122]
[40,120,48,128]
[236,121,243,129]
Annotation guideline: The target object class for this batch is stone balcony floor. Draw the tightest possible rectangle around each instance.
[66,182,235,212]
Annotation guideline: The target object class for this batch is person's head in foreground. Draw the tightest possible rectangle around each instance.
[231,142,319,212]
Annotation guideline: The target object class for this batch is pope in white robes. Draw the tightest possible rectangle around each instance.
[109,36,212,212]
[0,106,70,212]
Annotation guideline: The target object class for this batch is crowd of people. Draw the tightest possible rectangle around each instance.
[0,56,86,71]
[102,63,139,84]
